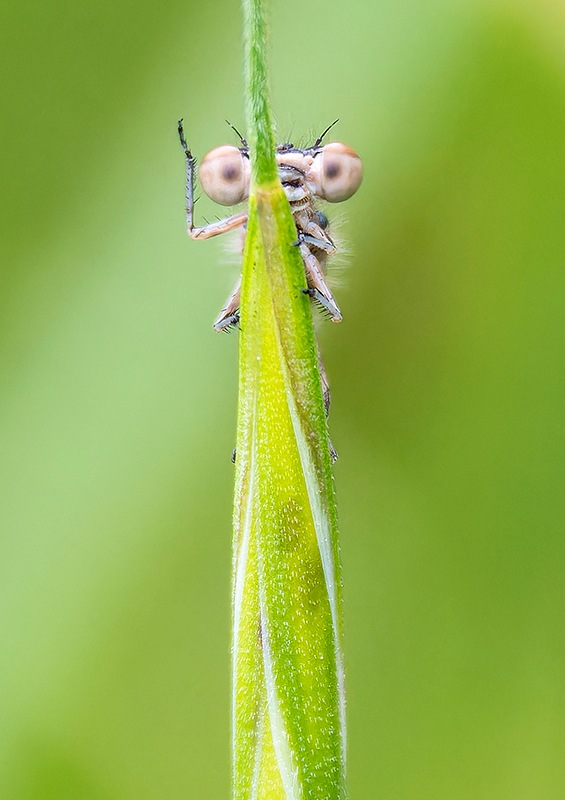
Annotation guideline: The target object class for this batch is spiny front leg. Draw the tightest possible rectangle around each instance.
[299,243,343,322]
[178,119,248,240]
[178,118,198,234]
[190,212,248,240]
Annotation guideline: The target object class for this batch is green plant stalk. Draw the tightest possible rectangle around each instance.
[232,1,346,798]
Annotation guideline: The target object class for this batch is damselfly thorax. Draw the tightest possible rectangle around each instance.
[178,120,362,428]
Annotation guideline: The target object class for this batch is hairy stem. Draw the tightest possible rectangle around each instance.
[232,2,346,797]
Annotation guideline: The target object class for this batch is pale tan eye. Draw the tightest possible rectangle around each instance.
[199,145,250,206]
[310,142,362,202]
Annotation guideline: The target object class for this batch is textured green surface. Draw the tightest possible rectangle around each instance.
[233,4,344,795]
[233,188,344,798]
[1,0,565,798]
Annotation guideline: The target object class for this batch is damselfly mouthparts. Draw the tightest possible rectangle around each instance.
[178,119,362,424]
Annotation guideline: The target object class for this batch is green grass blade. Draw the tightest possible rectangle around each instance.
[233,2,346,797]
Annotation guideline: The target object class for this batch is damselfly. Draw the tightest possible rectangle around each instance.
[178,119,362,419]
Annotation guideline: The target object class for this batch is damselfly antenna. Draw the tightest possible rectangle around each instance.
[312,118,340,149]
[225,120,248,150]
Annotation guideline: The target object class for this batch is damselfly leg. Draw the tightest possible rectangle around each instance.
[178,119,248,241]
[213,278,242,332]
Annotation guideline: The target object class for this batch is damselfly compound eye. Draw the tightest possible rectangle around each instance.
[309,142,362,203]
[199,145,251,206]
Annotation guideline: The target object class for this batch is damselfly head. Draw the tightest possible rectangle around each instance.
[307,143,362,203]
[198,136,361,207]
[199,145,251,206]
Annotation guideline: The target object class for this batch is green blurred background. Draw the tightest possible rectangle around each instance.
[1,0,564,797]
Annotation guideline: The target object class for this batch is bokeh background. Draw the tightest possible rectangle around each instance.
[1,0,564,797]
